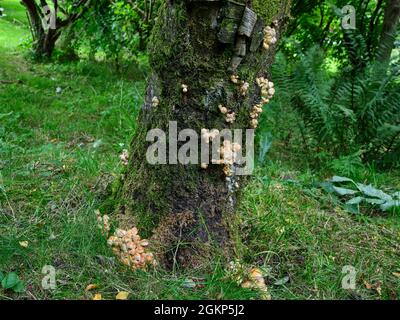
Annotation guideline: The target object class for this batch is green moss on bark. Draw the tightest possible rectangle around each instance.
[253,0,284,24]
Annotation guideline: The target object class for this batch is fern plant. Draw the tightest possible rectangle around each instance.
[272,44,400,168]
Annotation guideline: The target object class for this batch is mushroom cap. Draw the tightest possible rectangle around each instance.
[241,281,253,289]
[250,268,264,280]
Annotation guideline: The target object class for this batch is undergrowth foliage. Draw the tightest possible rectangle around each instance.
[273,45,400,168]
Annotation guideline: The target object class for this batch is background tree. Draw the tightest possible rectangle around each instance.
[74,0,161,64]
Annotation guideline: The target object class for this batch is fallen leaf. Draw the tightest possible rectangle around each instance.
[93,293,102,300]
[85,284,99,292]
[115,291,129,300]
[19,241,29,248]
[364,281,382,296]
[392,272,400,278]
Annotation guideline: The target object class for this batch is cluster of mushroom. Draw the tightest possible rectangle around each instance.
[230,74,240,84]
[230,74,250,97]
[107,227,156,271]
[200,129,220,169]
[218,140,241,177]
[151,96,159,108]
[257,76,275,102]
[249,105,263,129]
[241,268,271,300]
[249,77,275,129]
[263,26,277,50]
[181,84,188,93]
[119,149,129,166]
[201,128,220,144]
[218,104,236,124]
[239,82,250,97]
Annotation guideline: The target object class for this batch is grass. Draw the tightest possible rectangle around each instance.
[1,0,399,300]
[0,0,30,49]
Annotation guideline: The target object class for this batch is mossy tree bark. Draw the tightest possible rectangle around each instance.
[119,0,290,269]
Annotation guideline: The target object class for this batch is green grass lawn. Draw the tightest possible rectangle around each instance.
[0,0,399,300]
[0,0,30,50]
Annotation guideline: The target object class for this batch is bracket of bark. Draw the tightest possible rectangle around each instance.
[238,7,257,37]
[217,2,244,44]
[228,7,258,71]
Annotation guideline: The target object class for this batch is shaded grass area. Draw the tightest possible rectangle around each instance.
[1,0,399,300]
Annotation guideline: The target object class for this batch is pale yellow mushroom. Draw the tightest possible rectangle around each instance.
[230,74,239,84]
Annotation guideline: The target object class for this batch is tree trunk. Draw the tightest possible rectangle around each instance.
[378,0,400,62]
[118,0,290,269]
[22,0,61,59]
[22,0,90,59]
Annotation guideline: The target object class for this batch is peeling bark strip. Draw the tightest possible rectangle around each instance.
[119,0,291,269]
[238,7,258,37]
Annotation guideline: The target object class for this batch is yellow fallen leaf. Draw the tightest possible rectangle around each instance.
[19,241,29,248]
[392,272,400,278]
[93,293,102,300]
[85,284,99,292]
[115,291,129,300]
[364,282,372,290]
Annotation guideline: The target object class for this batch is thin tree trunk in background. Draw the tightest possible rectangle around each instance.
[118,0,290,269]
[21,0,90,59]
[21,0,60,58]
[378,0,400,62]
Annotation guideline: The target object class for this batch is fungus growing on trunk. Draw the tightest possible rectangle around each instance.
[201,128,220,143]
[240,81,250,96]
[262,26,277,50]
[151,96,160,108]
[218,104,228,114]
[225,112,237,124]
[249,77,276,128]
[230,74,240,84]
